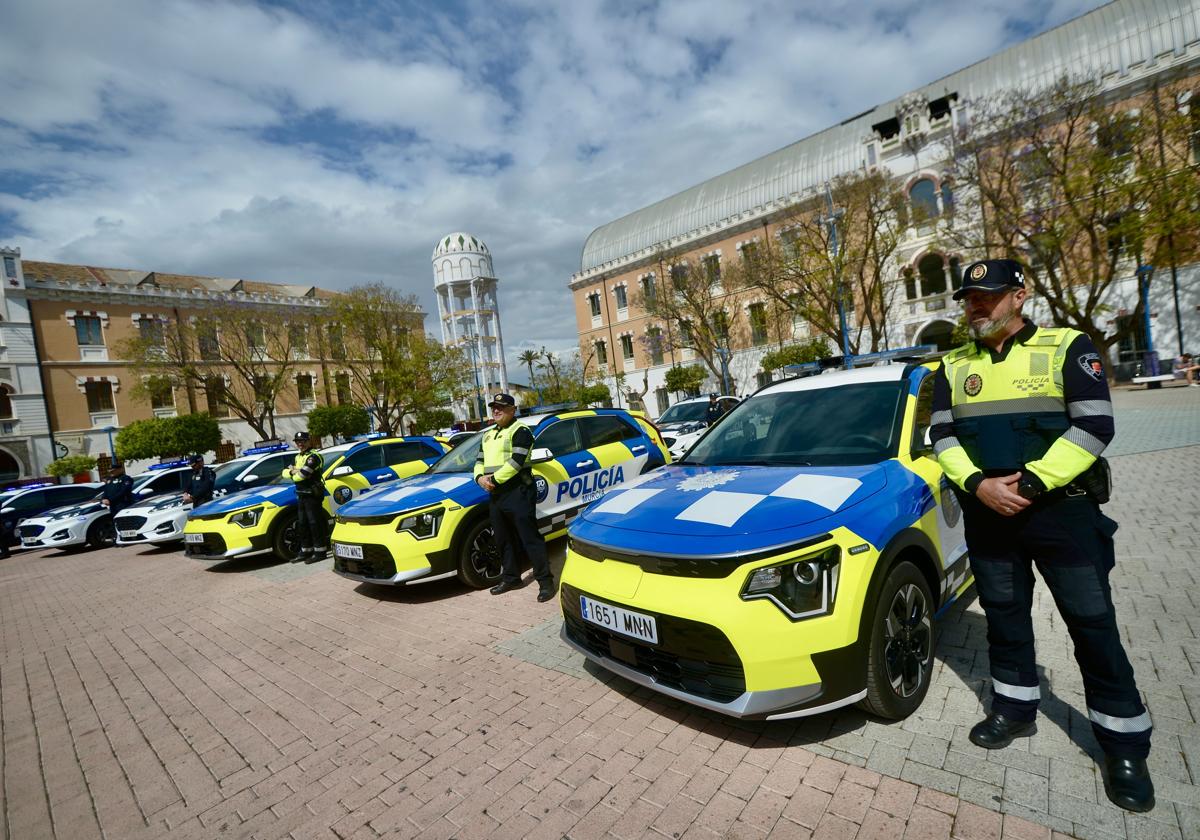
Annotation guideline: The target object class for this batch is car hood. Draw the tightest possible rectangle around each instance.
[338,472,483,517]
[25,501,107,524]
[658,420,706,434]
[191,483,297,515]
[570,463,888,556]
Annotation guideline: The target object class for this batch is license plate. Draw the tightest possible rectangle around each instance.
[119,531,139,539]
[580,596,658,644]
[22,539,37,547]
[184,533,204,544]
[334,543,363,560]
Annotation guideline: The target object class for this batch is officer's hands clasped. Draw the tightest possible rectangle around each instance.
[975,472,1031,517]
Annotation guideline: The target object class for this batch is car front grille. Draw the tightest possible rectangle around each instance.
[336,513,397,527]
[333,543,398,579]
[190,510,229,521]
[561,583,746,704]
[17,524,45,538]
[114,515,148,531]
[186,533,227,556]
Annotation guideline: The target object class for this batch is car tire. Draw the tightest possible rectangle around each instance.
[86,517,117,548]
[456,516,503,589]
[271,512,300,562]
[860,560,936,720]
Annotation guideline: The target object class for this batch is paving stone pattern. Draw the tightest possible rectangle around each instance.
[1,387,1197,839]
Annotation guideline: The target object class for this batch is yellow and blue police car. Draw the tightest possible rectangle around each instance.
[559,364,971,721]
[329,409,670,589]
[182,436,449,563]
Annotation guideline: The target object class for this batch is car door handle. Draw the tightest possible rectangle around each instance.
[631,445,646,452]
[575,459,595,467]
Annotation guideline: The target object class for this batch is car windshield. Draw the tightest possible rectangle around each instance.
[212,459,254,492]
[269,444,352,485]
[658,402,708,423]
[429,431,485,474]
[682,381,907,467]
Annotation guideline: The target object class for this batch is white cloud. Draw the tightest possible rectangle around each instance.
[0,0,1106,378]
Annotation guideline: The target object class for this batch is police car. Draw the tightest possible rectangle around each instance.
[559,364,971,721]
[15,464,195,550]
[329,409,671,589]
[658,395,740,459]
[1,482,104,549]
[182,436,449,562]
[114,445,298,546]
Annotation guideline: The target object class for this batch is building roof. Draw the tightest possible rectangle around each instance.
[432,232,490,259]
[578,0,1200,275]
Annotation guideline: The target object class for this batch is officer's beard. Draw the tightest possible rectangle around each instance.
[968,308,1019,341]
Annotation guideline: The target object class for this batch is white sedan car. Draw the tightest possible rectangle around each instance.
[16,466,194,550]
[114,451,295,546]
[658,395,740,459]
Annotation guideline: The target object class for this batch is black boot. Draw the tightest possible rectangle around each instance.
[1103,757,1155,812]
[536,580,557,603]
[968,713,1037,749]
[292,547,312,564]
[306,546,328,563]
[490,580,521,595]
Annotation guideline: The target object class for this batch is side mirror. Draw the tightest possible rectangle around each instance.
[330,465,354,478]
[528,447,554,464]
[137,487,153,496]
[242,474,259,482]
[1,506,13,515]
[923,427,932,447]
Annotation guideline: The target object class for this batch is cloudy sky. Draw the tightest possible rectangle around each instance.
[0,0,1102,378]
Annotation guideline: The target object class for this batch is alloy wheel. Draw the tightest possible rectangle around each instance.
[883,582,932,698]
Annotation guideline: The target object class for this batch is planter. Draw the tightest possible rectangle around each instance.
[72,472,92,484]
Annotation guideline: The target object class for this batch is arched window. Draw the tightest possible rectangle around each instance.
[0,386,11,419]
[918,254,947,297]
[910,178,939,219]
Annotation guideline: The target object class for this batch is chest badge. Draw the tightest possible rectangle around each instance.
[964,373,983,396]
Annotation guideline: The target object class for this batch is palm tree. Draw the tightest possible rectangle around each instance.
[539,346,561,392]
[518,349,540,393]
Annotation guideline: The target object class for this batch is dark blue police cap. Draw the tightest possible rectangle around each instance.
[952,259,1026,300]
[487,393,516,409]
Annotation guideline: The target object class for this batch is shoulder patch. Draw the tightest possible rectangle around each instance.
[1078,352,1104,381]
[963,373,983,396]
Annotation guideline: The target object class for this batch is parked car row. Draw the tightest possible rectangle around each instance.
[9,367,975,724]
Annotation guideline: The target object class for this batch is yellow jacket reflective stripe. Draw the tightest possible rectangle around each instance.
[473,421,533,486]
[930,321,1113,492]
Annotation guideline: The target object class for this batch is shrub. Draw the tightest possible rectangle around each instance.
[664,364,707,396]
[307,404,371,440]
[47,454,98,478]
[412,408,454,435]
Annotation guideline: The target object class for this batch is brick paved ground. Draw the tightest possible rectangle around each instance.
[1,386,1196,839]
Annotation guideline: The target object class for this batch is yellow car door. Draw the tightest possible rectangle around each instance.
[381,439,447,481]
[527,417,582,535]
[324,444,387,514]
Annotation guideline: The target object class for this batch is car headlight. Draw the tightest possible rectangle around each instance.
[229,507,263,528]
[396,507,444,540]
[741,546,841,620]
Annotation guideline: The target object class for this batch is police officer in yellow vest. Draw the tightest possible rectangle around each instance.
[474,393,555,602]
[931,259,1153,812]
[285,431,327,563]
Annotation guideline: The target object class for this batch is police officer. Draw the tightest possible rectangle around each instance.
[183,454,216,508]
[285,431,327,563]
[100,461,135,515]
[474,393,555,602]
[705,393,724,424]
[930,259,1153,812]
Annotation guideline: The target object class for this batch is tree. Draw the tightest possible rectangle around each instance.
[725,170,909,355]
[632,249,731,383]
[517,349,541,396]
[948,74,1200,371]
[47,455,97,478]
[536,347,562,395]
[759,339,832,373]
[115,414,221,461]
[307,404,371,441]
[413,408,454,435]
[331,284,472,434]
[120,301,308,439]
[664,364,707,396]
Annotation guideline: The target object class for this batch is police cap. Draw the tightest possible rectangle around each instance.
[293,431,311,443]
[487,393,516,409]
[952,259,1026,300]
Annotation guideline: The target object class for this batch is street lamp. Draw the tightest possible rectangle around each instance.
[818,182,852,368]
[1136,264,1158,376]
[716,344,731,396]
[463,337,485,421]
[102,425,117,459]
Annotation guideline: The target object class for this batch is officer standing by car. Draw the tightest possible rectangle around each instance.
[183,454,216,508]
[474,393,555,602]
[930,259,1153,812]
[705,393,725,424]
[100,461,135,515]
[285,431,327,563]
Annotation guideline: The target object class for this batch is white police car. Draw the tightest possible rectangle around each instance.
[1,482,104,550]
[114,446,297,546]
[658,395,739,459]
[16,464,194,550]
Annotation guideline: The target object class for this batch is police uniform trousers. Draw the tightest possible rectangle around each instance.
[490,480,551,586]
[963,491,1151,758]
[295,492,328,551]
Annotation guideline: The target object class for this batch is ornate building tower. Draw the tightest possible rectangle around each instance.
[432,233,509,419]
